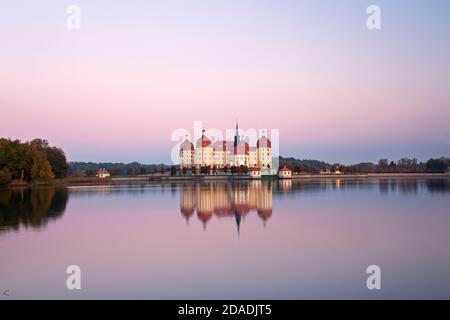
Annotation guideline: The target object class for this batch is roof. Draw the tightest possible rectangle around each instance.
[257,136,272,148]
[279,166,291,172]
[235,141,249,155]
[196,134,212,148]
[258,209,273,220]
[180,139,194,151]
[213,140,230,151]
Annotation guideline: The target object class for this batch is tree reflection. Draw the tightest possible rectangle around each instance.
[0,187,68,234]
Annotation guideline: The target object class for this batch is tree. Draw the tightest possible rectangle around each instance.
[30,139,68,178]
[0,167,12,185]
[170,166,177,176]
[28,145,54,181]
[200,166,210,175]
[239,165,248,175]
[191,167,197,175]
[85,169,95,177]
[127,167,134,176]
[110,167,121,176]
[378,159,388,168]
[426,158,448,173]
[139,167,146,175]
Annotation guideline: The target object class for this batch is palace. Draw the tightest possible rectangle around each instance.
[179,123,272,170]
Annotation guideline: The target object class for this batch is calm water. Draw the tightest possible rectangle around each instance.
[1,178,450,299]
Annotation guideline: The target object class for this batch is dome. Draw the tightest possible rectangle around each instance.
[197,210,213,223]
[257,136,271,148]
[258,209,273,221]
[181,207,195,219]
[180,139,194,151]
[196,135,212,148]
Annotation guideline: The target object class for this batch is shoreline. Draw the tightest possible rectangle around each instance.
[2,173,450,188]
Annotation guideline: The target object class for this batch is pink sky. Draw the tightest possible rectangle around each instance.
[1,1,449,163]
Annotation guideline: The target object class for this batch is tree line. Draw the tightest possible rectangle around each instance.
[2,138,448,185]
[280,156,450,174]
[69,161,171,177]
[0,138,69,185]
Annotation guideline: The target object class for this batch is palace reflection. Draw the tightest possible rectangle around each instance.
[180,180,273,232]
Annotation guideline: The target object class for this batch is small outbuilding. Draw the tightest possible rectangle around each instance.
[248,168,262,179]
[96,168,110,178]
[278,166,292,179]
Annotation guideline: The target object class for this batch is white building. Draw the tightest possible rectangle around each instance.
[249,147,258,167]
[96,168,110,178]
[278,166,292,179]
[179,123,273,170]
[257,136,272,169]
[180,138,194,169]
[248,168,262,179]
[194,131,214,167]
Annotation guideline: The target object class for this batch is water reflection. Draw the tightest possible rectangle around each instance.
[273,177,450,195]
[0,187,68,234]
[180,181,273,232]
[0,178,448,235]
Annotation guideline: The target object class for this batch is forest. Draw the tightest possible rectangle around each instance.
[0,138,68,185]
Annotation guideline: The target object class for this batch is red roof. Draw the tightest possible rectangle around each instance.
[181,207,195,217]
[257,136,271,148]
[197,210,213,223]
[234,141,249,155]
[213,140,228,151]
[279,166,291,172]
[180,139,194,151]
[258,209,273,220]
[196,135,212,148]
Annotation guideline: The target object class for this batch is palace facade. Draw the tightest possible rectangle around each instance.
[179,123,272,169]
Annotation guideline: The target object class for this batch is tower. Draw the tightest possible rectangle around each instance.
[233,121,241,151]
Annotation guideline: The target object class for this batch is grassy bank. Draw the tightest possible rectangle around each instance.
[2,172,449,188]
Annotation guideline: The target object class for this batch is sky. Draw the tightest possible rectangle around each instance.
[0,0,449,164]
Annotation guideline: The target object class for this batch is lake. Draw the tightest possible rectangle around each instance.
[1,177,450,299]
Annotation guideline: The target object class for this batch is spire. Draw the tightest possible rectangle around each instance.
[235,211,241,237]
[234,121,241,148]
